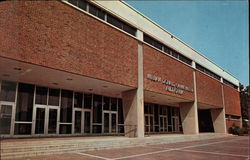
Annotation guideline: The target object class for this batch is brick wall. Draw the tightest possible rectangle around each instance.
[223,85,241,116]
[0,1,138,87]
[143,45,194,101]
[196,71,223,108]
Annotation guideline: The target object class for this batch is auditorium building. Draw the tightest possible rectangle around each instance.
[0,0,242,138]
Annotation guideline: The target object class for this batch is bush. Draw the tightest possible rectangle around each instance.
[228,124,240,135]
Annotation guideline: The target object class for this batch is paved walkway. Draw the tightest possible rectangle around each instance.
[13,136,249,160]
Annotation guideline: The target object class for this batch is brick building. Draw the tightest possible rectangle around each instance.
[0,0,241,138]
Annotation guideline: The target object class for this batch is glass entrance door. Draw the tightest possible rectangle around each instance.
[74,109,91,134]
[103,111,117,134]
[33,105,59,135]
[48,108,58,134]
[172,116,179,132]
[0,102,14,135]
[145,114,154,133]
[159,115,168,132]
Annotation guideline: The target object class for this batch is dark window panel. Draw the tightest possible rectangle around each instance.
[35,86,48,105]
[59,124,72,134]
[107,14,123,29]
[93,94,102,123]
[48,88,60,106]
[78,0,87,10]
[14,123,32,135]
[111,98,117,111]
[171,51,179,58]
[154,41,163,50]
[60,90,73,123]
[118,99,124,124]
[123,23,136,36]
[74,92,83,108]
[163,46,171,55]
[223,79,238,89]
[179,54,192,66]
[68,0,77,6]
[103,96,110,110]
[89,3,105,20]
[16,83,34,122]
[92,125,102,133]
[84,93,92,109]
[0,81,16,102]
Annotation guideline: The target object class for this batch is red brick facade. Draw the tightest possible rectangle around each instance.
[223,85,241,116]
[0,1,242,132]
[143,45,194,101]
[196,71,223,108]
[0,1,138,87]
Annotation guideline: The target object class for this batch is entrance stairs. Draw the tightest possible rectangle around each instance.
[0,133,230,159]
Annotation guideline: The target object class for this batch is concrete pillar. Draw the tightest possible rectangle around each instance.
[180,102,199,134]
[179,71,199,134]
[121,43,144,138]
[211,108,227,133]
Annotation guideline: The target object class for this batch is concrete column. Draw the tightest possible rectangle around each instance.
[179,71,199,134]
[211,108,227,133]
[122,43,144,138]
[180,102,199,134]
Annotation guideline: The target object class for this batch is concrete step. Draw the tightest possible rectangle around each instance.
[0,133,231,159]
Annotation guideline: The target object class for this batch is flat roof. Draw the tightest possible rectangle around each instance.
[92,1,239,87]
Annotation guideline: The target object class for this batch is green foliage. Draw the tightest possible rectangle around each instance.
[228,124,240,135]
[240,84,250,122]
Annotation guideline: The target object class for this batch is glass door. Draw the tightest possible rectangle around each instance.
[159,115,168,133]
[33,105,59,135]
[103,111,117,134]
[172,116,179,132]
[145,114,153,133]
[34,107,46,134]
[83,110,91,134]
[73,109,92,134]
[74,109,82,134]
[0,102,14,135]
[47,107,59,134]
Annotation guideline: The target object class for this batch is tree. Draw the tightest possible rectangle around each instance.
[240,84,250,128]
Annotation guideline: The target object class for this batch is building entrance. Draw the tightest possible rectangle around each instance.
[32,105,59,135]
[145,114,154,133]
[73,109,92,134]
[0,102,14,135]
[198,109,214,132]
[103,111,117,134]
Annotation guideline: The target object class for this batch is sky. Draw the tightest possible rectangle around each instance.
[126,0,249,87]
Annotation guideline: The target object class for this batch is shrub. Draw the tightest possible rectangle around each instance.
[228,124,240,135]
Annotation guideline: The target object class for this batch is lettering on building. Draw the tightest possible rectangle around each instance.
[146,73,194,95]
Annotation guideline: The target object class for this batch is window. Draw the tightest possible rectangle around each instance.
[68,0,87,11]
[163,46,171,55]
[179,54,192,65]
[68,0,136,36]
[143,34,163,50]
[84,93,92,109]
[48,88,60,106]
[89,3,105,20]
[196,63,221,81]
[16,83,34,122]
[35,86,48,105]
[93,94,102,123]
[223,79,238,89]
[107,14,123,30]
[60,90,73,123]
[74,92,83,108]
[103,96,110,110]
[144,34,192,66]
[111,98,117,111]
[0,81,16,102]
